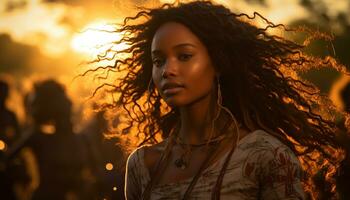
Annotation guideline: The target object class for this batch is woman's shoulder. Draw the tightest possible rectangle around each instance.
[240,129,294,152]
[127,146,145,168]
[239,130,302,172]
[143,140,168,171]
[237,129,300,166]
[127,139,168,171]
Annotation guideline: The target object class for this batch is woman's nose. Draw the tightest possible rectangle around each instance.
[162,59,177,78]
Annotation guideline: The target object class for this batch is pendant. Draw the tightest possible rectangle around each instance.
[174,158,187,170]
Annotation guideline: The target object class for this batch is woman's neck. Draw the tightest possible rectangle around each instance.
[178,94,217,144]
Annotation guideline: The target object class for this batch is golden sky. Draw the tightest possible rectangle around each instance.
[0,0,349,122]
[0,0,311,58]
[1,0,348,61]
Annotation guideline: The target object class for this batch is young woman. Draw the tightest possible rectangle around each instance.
[93,1,347,199]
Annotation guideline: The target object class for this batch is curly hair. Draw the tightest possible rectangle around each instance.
[86,0,349,197]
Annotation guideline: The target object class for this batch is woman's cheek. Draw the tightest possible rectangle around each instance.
[152,69,161,90]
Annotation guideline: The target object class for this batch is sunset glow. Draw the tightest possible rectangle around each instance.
[71,22,127,58]
[1,0,350,199]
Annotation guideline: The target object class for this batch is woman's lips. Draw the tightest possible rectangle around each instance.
[161,81,184,96]
[163,87,184,95]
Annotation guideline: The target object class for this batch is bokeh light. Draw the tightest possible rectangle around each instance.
[0,140,7,151]
[105,162,114,171]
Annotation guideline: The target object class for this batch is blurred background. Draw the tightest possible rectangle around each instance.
[0,0,349,199]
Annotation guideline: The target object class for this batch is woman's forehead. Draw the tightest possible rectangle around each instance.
[151,22,203,52]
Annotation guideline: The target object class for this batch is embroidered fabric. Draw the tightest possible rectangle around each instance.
[125,130,306,200]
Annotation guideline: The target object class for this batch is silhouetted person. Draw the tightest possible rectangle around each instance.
[0,79,20,148]
[0,79,20,199]
[80,110,125,200]
[24,79,85,200]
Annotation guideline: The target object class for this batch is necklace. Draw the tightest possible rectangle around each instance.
[175,133,229,147]
[174,145,191,170]
[141,116,240,200]
[173,120,233,170]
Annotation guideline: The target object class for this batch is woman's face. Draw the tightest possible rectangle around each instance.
[151,22,216,107]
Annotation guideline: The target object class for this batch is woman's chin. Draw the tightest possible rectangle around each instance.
[164,97,189,108]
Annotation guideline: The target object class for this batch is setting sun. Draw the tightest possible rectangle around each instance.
[71,22,127,58]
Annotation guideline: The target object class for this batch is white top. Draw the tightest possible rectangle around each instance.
[125,130,305,200]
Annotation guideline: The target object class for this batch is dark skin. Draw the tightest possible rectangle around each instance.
[145,22,250,185]
[144,124,250,185]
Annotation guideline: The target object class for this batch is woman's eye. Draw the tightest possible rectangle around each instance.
[152,58,164,67]
[178,54,193,61]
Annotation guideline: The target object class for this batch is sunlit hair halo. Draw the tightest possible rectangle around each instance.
[86,0,349,198]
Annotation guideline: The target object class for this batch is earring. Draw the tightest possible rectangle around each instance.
[215,77,241,146]
[207,77,223,142]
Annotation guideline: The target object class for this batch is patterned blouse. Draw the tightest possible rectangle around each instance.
[125,130,305,200]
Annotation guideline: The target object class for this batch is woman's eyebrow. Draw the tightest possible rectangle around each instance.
[173,43,196,49]
[151,50,162,56]
[152,43,196,55]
